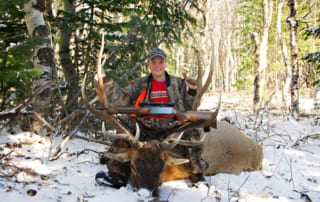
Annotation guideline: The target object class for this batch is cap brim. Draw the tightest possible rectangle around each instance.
[148,54,166,60]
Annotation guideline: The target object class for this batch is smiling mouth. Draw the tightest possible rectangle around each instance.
[152,68,163,72]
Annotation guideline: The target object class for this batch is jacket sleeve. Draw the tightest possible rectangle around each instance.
[107,77,146,107]
[168,76,197,111]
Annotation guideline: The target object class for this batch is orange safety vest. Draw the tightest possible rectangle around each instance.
[131,89,147,117]
[133,89,147,108]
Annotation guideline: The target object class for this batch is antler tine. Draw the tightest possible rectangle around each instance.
[81,74,106,120]
[102,122,142,147]
[96,32,108,107]
[101,121,130,139]
[161,129,206,150]
[209,92,222,128]
[176,132,207,146]
[133,123,141,144]
[161,131,185,150]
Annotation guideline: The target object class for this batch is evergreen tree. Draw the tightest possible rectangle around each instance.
[0,0,41,110]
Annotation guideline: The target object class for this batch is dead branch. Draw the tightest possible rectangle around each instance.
[253,91,276,130]
[57,110,77,127]
[49,148,103,161]
[73,134,111,145]
[56,96,99,127]
[291,133,320,148]
[48,93,102,160]
[49,111,90,160]
[0,150,13,161]
[69,148,103,162]
[233,173,251,197]
[288,158,295,188]
[166,183,180,201]
[0,111,34,120]
[17,81,54,113]
[33,112,56,132]
[0,81,54,121]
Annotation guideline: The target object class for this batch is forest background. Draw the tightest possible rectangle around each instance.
[0,0,319,137]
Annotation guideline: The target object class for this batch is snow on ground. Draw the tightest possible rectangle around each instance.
[0,93,319,202]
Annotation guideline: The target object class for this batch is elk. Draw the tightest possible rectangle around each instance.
[81,35,263,196]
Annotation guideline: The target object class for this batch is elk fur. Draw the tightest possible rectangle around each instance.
[202,121,263,175]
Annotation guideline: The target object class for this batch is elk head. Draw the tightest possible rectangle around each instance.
[100,124,205,196]
[81,34,220,196]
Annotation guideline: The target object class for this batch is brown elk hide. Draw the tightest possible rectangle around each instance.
[129,140,165,191]
[161,164,190,182]
[202,121,263,176]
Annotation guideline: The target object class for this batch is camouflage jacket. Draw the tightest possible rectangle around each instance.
[109,71,196,112]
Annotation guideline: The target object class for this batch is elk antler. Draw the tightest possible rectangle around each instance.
[101,122,141,146]
[161,131,207,149]
[181,92,221,129]
[161,132,185,150]
[161,93,221,149]
[82,74,133,133]
[81,33,141,145]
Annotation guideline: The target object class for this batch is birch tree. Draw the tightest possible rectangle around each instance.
[276,0,291,111]
[252,0,273,112]
[287,0,300,118]
[24,0,55,133]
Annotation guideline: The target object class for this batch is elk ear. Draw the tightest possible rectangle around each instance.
[165,155,189,166]
[103,151,130,163]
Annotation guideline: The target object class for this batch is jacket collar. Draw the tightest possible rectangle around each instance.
[147,71,171,89]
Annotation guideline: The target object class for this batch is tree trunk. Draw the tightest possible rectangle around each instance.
[315,85,320,124]
[59,0,79,115]
[276,0,291,111]
[287,0,300,119]
[260,0,273,92]
[251,32,260,112]
[315,86,320,110]
[251,0,273,113]
[24,0,55,134]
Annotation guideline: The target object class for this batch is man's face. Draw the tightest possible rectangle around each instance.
[148,56,166,80]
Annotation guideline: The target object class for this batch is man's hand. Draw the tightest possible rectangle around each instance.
[183,73,197,90]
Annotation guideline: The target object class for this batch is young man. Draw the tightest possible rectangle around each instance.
[96,48,207,188]
[109,47,197,115]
